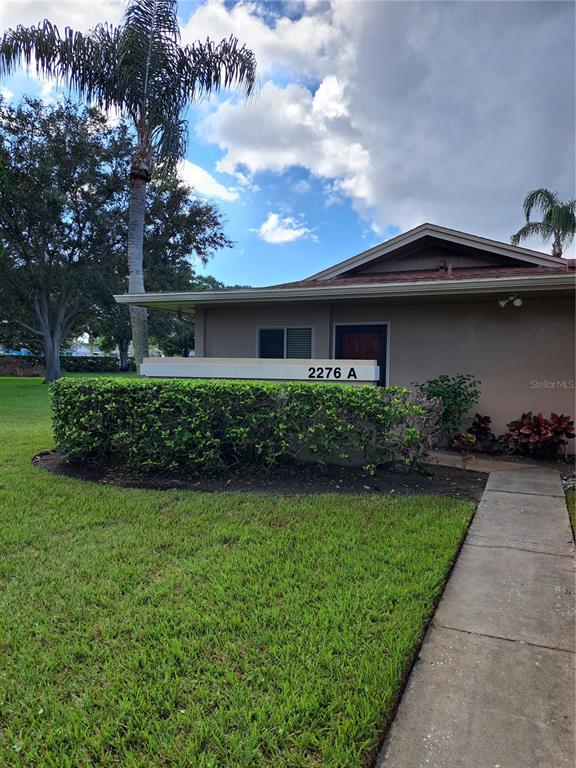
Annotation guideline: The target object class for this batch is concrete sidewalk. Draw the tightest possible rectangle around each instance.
[376,468,575,768]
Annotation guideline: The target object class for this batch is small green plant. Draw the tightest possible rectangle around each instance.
[451,413,498,454]
[50,378,442,473]
[451,432,477,469]
[414,374,480,440]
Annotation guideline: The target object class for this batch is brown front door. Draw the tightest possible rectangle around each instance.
[335,324,387,384]
[340,330,380,360]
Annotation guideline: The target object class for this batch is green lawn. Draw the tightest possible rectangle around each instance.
[566,489,575,539]
[0,376,475,768]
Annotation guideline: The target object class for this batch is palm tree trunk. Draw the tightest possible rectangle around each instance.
[127,176,149,370]
[552,231,563,258]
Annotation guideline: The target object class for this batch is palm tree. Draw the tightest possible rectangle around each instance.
[511,188,576,258]
[0,0,256,368]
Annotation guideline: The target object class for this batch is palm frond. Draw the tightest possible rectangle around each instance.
[151,116,187,173]
[181,36,258,100]
[543,205,576,235]
[0,21,120,110]
[142,34,257,165]
[1,3,257,170]
[522,188,559,221]
[511,220,553,246]
[123,0,180,43]
[118,0,181,109]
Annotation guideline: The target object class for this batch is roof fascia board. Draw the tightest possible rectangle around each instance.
[308,225,429,279]
[308,224,564,280]
[115,273,574,309]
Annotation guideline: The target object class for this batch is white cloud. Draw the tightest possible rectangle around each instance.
[293,178,312,195]
[203,79,372,207]
[180,0,341,79]
[2,0,573,257]
[254,212,315,244]
[312,75,348,119]
[0,1,123,34]
[178,159,239,202]
[0,87,14,100]
[193,0,574,250]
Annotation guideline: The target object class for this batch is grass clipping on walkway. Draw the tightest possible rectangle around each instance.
[0,377,474,767]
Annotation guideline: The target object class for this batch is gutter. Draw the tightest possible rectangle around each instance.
[114,273,575,309]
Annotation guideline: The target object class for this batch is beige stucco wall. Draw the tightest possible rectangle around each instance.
[200,304,332,359]
[333,298,575,437]
[199,296,575,439]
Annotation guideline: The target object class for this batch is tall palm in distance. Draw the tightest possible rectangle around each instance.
[0,0,257,367]
[511,188,575,258]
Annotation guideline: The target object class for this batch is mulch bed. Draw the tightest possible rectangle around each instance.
[34,450,487,500]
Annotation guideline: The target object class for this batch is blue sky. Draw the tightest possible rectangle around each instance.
[1,0,574,286]
[183,132,390,285]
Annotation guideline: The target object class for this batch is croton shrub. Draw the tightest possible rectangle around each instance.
[505,412,575,457]
[452,411,575,457]
[50,378,442,474]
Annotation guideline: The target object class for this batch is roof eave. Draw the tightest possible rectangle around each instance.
[114,273,575,311]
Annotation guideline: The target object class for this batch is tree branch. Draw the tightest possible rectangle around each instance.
[0,310,43,336]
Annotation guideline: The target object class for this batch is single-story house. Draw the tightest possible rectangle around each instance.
[116,223,575,435]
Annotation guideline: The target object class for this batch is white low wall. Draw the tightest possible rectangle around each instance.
[140,357,379,384]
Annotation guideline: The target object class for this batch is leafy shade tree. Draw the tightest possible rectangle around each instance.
[150,275,228,357]
[0,97,127,382]
[511,188,576,257]
[91,181,232,368]
[0,304,44,355]
[152,314,196,358]
[0,0,257,369]
[91,303,134,371]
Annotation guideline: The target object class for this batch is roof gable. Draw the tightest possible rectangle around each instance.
[309,224,566,280]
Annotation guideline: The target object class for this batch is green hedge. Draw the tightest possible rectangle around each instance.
[51,378,441,473]
[60,355,136,373]
[0,354,44,370]
[0,354,135,373]
[0,355,46,376]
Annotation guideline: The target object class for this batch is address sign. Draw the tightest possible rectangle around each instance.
[140,358,379,384]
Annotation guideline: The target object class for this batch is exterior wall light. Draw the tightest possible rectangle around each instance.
[498,294,524,309]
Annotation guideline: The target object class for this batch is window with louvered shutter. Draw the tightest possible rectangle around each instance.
[286,328,312,358]
[258,328,285,358]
